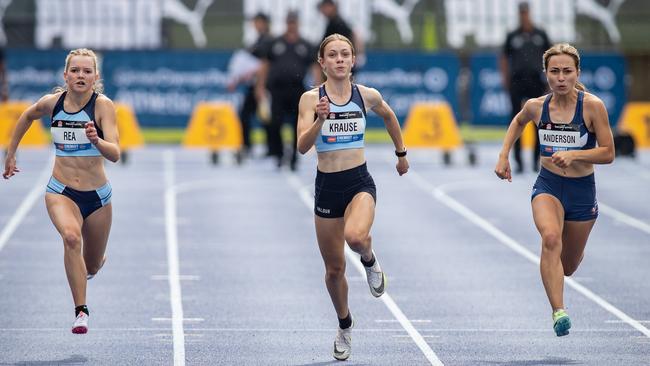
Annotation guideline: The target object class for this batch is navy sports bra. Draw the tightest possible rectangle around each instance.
[537,91,596,157]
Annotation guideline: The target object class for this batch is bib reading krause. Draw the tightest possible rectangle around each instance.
[315,84,367,153]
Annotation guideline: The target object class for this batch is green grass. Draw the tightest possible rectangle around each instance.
[141,125,507,145]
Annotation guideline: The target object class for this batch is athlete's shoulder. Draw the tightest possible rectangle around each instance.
[355,84,380,99]
[525,94,547,109]
[95,93,115,108]
[38,91,64,109]
[582,91,604,106]
[300,87,319,105]
[582,91,607,116]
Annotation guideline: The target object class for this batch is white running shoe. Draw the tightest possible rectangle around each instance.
[363,251,386,297]
[333,317,354,361]
[71,312,89,334]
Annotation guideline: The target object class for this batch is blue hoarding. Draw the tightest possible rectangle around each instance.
[357,51,460,127]
[470,52,626,126]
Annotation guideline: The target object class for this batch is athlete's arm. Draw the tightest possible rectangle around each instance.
[495,97,539,181]
[3,94,58,179]
[364,86,408,176]
[551,95,614,168]
[89,95,120,163]
[297,90,326,154]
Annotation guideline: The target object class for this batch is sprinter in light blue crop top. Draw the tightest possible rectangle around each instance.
[3,48,120,335]
[295,34,410,360]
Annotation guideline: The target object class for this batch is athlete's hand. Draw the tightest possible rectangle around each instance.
[85,121,99,145]
[316,96,329,123]
[494,156,512,182]
[396,157,409,176]
[551,151,575,169]
[3,154,19,179]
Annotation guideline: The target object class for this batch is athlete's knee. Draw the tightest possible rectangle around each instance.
[61,229,82,252]
[344,230,370,252]
[540,231,562,253]
[325,262,346,283]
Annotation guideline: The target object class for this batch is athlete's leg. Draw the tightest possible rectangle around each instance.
[560,220,595,276]
[45,193,86,306]
[315,216,348,318]
[343,192,375,262]
[532,194,565,311]
[82,203,112,276]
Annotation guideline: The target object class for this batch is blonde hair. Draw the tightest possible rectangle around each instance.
[54,48,104,93]
[543,43,586,92]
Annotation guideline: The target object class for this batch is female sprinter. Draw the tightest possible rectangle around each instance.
[3,48,120,334]
[495,43,614,337]
[297,33,409,360]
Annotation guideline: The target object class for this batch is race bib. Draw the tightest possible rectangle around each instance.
[538,123,585,156]
[51,121,92,151]
[321,111,365,144]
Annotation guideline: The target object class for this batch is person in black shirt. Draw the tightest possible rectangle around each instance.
[229,12,273,158]
[318,0,366,71]
[256,11,318,171]
[501,2,551,173]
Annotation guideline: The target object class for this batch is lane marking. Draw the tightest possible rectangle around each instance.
[406,169,650,339]
[598,202,650,235]
[151,275,201,281]
[376,319,432,323]
[286,172,444,366]
[0,158,52,254]
[0,327,640,333]
[605,320,650,324]
[433,178,650,237]
[163,150,186,366]
[152,318,205,322]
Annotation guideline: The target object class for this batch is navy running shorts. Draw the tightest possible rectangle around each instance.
[531,167,598,221]
[314,162,376,218]
[46,176,112,219]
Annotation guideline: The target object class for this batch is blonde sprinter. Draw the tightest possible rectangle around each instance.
[495,43,614,336]
[297,34,409,361]
[3,48,119,334]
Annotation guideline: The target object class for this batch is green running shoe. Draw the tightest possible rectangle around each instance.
[553,309,571,337]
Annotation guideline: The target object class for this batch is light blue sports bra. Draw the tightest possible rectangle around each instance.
[50,91,103,157]
[315,84,367,153]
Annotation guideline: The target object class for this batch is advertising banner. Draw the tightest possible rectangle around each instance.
[470,52,626,126]
[356,51,460,128]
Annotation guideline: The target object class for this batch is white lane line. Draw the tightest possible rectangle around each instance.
[428,178,650,237]
[151,275,201,281]
[376,319,432,323]
[407,169,650,339]
[598,202,650,235]
[152,318,205,322]
[606,320,650,324]
[163,150,186,366]
[286,173,444,366]
[0,159,52,254]
[0,327,640,332]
